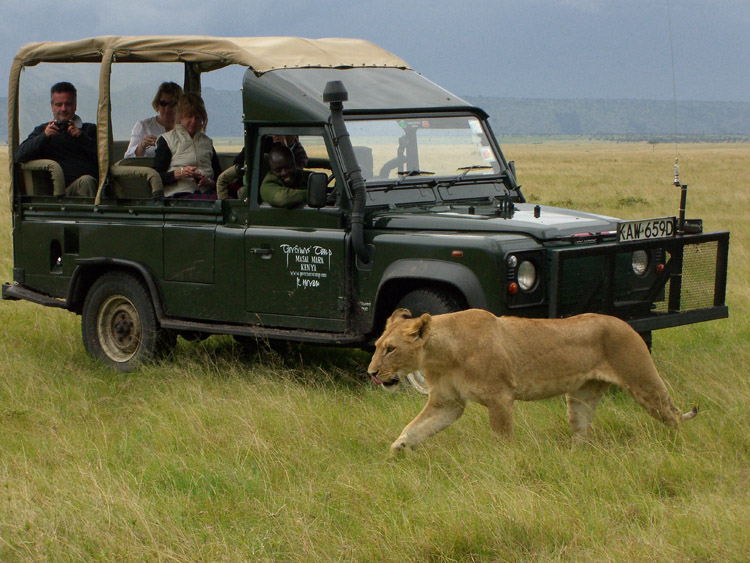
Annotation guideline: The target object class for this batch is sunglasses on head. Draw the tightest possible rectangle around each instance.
[158,100,177,107]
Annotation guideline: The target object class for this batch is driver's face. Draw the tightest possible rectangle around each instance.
[270,157,297,187]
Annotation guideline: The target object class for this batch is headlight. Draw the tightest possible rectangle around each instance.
[632,250,649,276]
[517,260,536,291]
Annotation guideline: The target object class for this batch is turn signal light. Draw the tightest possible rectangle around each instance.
[507,282,519,295]
[655,263,665,274]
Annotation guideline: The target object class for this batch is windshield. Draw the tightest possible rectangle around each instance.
[345,115,501,183]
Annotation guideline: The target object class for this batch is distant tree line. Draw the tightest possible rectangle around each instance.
[593,134,750,143]
[466,96,750,139]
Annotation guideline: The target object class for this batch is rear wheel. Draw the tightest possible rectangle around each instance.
[82,272,170,371]
[395,287,462,317]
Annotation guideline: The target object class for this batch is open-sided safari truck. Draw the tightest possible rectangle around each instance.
[3,36,729,370]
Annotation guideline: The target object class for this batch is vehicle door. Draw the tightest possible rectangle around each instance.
[243,132,348,332]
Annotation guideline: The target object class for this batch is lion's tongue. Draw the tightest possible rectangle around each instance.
[371,375,384,385]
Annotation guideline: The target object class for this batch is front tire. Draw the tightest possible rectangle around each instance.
[395,287,462,317]
[81,272,168,371]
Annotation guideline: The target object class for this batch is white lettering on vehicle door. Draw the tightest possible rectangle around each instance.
[280,244,333,289]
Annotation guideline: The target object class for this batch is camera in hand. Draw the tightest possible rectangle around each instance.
[54,120,70,132]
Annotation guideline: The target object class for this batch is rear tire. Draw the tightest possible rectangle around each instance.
[81,272,168,371]
[395,287,462,317]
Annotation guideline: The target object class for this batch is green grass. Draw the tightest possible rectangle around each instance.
[1,143,749,561]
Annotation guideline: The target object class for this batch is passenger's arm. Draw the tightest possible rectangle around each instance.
[211,149,222,181]
[233,147,246,169]
[153,137,176,186]
[77,124,98,160]
[259,173,307,208]
[124,121,146,158]
[15,124,48,163]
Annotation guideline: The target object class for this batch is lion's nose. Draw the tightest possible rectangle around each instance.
[368,368,378,377]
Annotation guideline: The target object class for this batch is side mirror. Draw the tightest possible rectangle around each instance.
[307,172,329,208]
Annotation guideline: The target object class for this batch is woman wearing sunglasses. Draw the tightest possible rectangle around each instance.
[123,81,183,158]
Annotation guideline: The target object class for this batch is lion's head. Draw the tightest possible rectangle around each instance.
[368,309,432,393]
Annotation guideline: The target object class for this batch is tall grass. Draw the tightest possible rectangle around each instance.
[1,143,749,561]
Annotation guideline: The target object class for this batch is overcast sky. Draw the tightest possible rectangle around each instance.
[2,0,748,102]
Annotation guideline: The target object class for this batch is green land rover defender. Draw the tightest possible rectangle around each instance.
[3,36,729,370]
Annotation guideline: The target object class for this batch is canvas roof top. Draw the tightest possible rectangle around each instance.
[11,36,410,73]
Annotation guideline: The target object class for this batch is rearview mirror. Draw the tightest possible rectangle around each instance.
[307,172,328,208]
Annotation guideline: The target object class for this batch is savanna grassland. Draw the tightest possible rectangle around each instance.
[1,143,748,562]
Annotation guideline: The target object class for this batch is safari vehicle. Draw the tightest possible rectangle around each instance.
[3,36,729,370]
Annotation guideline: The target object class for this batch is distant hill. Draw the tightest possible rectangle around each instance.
[3,94,749,144]
[465,96,750,140]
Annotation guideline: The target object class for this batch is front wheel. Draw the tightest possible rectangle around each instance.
[395,287,462,317]
[81,272,170,371]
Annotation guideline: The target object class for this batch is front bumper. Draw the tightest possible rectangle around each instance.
[547,231,729,332]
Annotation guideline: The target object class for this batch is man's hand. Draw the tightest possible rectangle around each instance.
[67,122,82,138]
[44,120,60,137]
[44,120,81,137]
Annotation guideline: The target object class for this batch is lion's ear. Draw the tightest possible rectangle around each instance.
[405,313,432,342]
[386,308,412,329]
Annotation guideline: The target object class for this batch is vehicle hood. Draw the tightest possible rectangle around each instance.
[367,203,620,241]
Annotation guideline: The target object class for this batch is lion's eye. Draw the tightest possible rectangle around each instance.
[385,346,395,355]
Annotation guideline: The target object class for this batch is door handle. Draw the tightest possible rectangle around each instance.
[250,247,273,256]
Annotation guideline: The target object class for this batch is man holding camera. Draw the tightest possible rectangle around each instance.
[16,82,98,197]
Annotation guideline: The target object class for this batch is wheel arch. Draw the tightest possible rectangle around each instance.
[67,258,164,319]
[370,259,487,335]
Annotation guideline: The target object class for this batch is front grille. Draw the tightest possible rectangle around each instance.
[547,232,729,327]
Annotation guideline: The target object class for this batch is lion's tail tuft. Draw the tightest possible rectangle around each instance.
[681,406,699,421]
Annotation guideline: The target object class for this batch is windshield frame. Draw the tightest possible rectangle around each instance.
[343,111,509,186]
[341,111,518,207]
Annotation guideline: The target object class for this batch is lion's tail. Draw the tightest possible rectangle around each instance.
[681,406,699,421]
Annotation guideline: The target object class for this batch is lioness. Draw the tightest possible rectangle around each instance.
[368,309,697,453]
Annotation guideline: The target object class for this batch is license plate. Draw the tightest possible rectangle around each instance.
[618,217,676,242]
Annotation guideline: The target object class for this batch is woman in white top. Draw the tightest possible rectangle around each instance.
[153,92,221,198]
[124,82,183,158]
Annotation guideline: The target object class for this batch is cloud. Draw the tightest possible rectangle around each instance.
[2,0,749,102]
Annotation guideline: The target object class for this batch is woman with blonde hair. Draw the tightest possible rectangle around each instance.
[153,92,221,198]
[124,81,183,158]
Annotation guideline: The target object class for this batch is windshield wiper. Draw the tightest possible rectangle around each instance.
[436,165,493,190]
[397,169,435,181]
[383,170,436,192]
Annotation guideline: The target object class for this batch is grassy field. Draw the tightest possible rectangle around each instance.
[1,143,748,561]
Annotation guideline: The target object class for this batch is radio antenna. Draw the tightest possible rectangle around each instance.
[666,0,679,158]
[666,0,687,232]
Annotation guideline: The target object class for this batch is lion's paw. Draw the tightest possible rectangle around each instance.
[389,440,412,457]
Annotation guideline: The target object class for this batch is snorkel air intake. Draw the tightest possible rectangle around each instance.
[324,81,372,265]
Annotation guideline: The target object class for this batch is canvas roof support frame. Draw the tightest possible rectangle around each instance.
[7,36,410,204]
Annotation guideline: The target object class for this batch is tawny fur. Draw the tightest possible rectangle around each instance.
[368,309,697,454]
